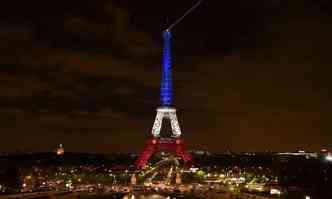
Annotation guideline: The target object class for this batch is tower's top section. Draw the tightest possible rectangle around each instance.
[160,29,173,106]
[159,0,205,106]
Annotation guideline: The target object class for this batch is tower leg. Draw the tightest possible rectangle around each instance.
[169,112,181,137]
[151,110,163,137]
[135,138,192,169]
[136,139,156,169]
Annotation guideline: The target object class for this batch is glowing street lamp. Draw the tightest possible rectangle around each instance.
[325,153,332,161]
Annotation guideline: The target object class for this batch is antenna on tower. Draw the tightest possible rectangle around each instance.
[166,0,205,31]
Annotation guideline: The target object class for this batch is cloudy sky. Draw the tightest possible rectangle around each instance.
[0,0,332,153]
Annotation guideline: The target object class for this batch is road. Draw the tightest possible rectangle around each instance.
[0,191,72,199]
[0,192,127,199]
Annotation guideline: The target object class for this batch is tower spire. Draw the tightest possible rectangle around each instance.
[160,29,173,106]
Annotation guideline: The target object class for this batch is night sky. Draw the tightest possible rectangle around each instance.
[1,0,332,153]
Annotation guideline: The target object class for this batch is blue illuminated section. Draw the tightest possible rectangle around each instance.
[160,30,173,106]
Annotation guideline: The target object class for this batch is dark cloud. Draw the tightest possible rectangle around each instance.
[0,0,332,153]
[175,6,332,152]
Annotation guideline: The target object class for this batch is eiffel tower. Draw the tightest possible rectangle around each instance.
[135,30,192,169]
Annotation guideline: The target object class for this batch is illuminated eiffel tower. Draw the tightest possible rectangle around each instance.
[135,0,204,170]
[135,30,192,169]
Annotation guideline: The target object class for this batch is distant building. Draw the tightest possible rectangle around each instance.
[130,174,137,185]
[55,144,64,155]
[276,151,318,159]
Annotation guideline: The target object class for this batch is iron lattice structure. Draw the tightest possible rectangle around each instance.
[136,138,192,169]
[136,30,192,169]
[160,30,173,106]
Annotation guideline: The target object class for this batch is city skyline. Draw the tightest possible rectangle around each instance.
[0,0,332,153]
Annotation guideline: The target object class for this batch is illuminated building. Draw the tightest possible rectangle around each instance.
[326,153,332,162]
[130,174,137,185]
[56,144,64,155]
[135,30,192,169]
[276,152,318,159]
[175,172,182,185]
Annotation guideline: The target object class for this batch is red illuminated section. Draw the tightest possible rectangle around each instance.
[135,137,192,169]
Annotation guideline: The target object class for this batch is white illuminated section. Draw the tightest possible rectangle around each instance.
[189,167,199,172]
[305,196,311,199]
[321,148,328,153]
[270,188,281,195]
[326,154,332,161]
[151,107,181,137]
